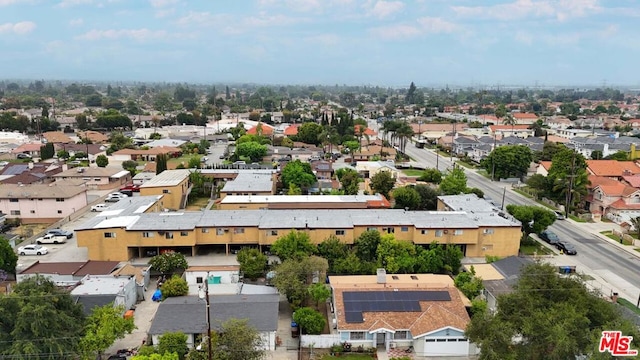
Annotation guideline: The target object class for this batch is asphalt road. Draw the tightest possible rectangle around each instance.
[402,142,640,301]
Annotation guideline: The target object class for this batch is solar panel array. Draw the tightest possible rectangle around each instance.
[343,290,451,323]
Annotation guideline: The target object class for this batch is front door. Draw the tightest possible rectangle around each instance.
[376,332,385,347]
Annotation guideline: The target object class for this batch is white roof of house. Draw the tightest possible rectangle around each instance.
[71,275,133,295]
[220,194,384,204]
[139,169,190,188]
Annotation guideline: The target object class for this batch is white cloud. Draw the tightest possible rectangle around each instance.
[76,28,168,41]
[57,0,92,8]
[306,33,341,46]
[69,18,84,26]
[149,0,177,8]
[370,16,457,40]
[155,8,175,18]
[452,0,601,22]
[0,21,36,35]
[258,0,356,13]
[0,0,20,5]
[368,0,404,19]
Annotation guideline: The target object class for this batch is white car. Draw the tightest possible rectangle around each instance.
[105,192,128,202]
[91,203,109,212]
[18,244,49,256]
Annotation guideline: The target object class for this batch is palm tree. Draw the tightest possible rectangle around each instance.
[395,123,415,155]
[552,169,590,215]
[630,216,640,239]
[502,114,517,137]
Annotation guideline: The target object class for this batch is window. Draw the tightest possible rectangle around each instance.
[421,229,428,235]
[394,331,409,340]
[410,275,418,280]
[401,226,409,232]
[9,199,18,203]
[392,275,399,280]
[435,230,443,237]
[483,228,494,235]
[436,339,446,342]
[29,210,35,214]
[56,198,64,202]
[38,198,43,201]
[162,189,169,194]
[383,227,395,234]
[165,232,174,239]
[447,339,457,342]
[270,230,278,236]
[335,230,345,236]
[216,228,225,235]
[104,232,116,238]
[202,228,209,233]
[196,277,203,284]
[454,229,464,236]
[10,210,20,215]
[366,227,377,231]
[350,332,365,340]
[234,228,244,234]
[93,178,100,181]
[425,339,436,342]
[180,231,188,236]
[57,210,62,214]
[143,232,154,238]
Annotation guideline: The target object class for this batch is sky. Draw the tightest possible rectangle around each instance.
[1,0,639,87]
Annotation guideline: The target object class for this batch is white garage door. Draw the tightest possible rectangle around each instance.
[423,338,469,357]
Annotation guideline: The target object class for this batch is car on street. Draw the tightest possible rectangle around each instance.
[539,230,560,245]
[554,211,565,220]
[556,241,577,255]
[18,244,49,256]
[105,192,129,202]
[201,157,208,162]
[16,153,32,159]
[91,203,109,212]
[46,228,74,239]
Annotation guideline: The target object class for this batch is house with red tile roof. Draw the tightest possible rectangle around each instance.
[43,131,73,144]
[283,124,300,136]
[12,143,43,158]
[329,272,474,357]
[587,175,640,222]
[247,123,274,136]
[536,161,552,176]
[586,160,640,180]
[111,146,182,162]
[77,130,109,144]
[512,113,539,125]
[488,125,534,139]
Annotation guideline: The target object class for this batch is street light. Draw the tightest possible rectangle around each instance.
[198,274,213,360]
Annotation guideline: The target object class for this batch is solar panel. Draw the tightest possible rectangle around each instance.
[343,290,452,323]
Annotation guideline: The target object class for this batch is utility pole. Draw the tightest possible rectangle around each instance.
[491,133,497,181]
[565,151,577,218]
[198,273,213,360]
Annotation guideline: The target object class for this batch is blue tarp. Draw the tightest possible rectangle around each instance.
[152,289,162,302]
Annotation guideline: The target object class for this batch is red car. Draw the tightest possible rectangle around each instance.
[120,184,140,192]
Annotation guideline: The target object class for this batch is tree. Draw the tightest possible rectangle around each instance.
[122,160,138,176]
[336,168,360,195]
[271,230,316,261]
[296,122,323,145]
[604,151,629,161]
[502,113,517,134]
[187,156,201,169]
[590,150,603,160]
[376,234,418,273]
[414,185,440,210]
[481,145,532,180]
[506,204,556,239]
[161,275,189,299]
[342,140,360,164]
[158,332,189,360]
[236,248,268,280]
[57,149,70,159]
[273,256,328,308]
[536,141,564,162]
[78,305,135,360]
[354,230,382,262]
[307,283,332,308]
[454,266,484,300]
[392,186,420,210]
[156,153,168,174]
[466,187,484,199]
[133,353,179,360]
[0,236,18,274]
[630,216,640,239]
[40,142,54,160]
[316,236,349,274]
[148,251,188,274]
[293,307,326,335]
[439,167,467,195]
[466,263,639,360]
[96,154,109,167]
[235,141,267,162]
[370,171,395,198]
[281,160,316,191]
[418,168,442,184]
[0,276,85,358]
[214,319,266,360]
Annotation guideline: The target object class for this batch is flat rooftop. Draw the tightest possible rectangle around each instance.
[140,169,190,188]
[438,194,497,213]
[329,273,454,289]
[220,194,384,204]
[221,172,274,193]
[71,275,134,295]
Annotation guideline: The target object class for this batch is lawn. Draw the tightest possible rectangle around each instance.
[568,214,587,223]
[402,169,424,177]
[520,236,553,256]
[455,160,476,169]
[185,197,210,211]
[617,297,640,316]
[600,231,634,245]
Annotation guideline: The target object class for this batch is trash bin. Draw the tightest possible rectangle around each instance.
[291,322,299,338]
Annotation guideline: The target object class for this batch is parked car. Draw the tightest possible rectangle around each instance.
[46,228,74,239]
[35,233,67,245]
[91,203,109,212]
[539,230,560,245]
[201,157,209,162]
[16,153,32,159]
[120,184,140,192]
[0,161,8,167]
[18,244,48,256]
[554,211,565,220]
[233,161,246,165]
[556,241,577,255]
[105,192,129,202]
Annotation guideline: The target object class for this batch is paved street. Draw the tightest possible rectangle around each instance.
[401,140,640,303]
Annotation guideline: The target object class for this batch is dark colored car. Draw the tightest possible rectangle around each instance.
[46,228,73,239]
[539,230,560,245]
[556,241,577,255]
